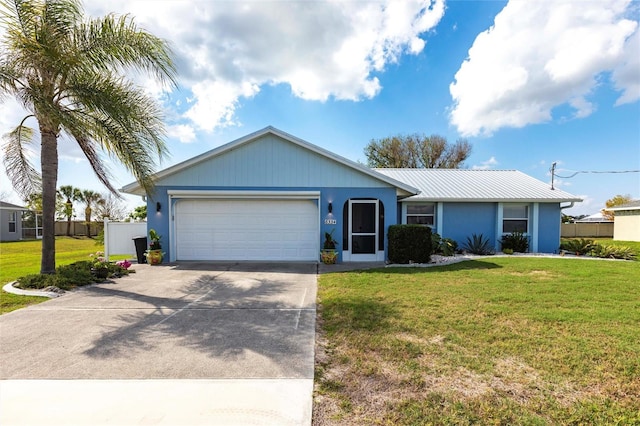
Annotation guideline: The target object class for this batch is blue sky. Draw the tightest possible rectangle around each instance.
[1,0,639,217]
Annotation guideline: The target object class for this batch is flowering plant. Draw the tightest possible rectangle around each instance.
[115,259,132,269]
[148,229,162,250]
[89,251,109,269]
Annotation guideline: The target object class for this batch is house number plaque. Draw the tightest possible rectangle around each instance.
[324,219,337,225]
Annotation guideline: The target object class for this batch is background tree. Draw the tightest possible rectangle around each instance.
[364,134,472,168]
[602,194,634,220]
[23,192,43,211]
[57,185,81,236]
[95,193,127,221]
[129,205,147,221]
[1,0,176,273]
[78,189,103,237]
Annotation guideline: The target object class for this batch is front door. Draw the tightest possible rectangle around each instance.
[348,200,380,261]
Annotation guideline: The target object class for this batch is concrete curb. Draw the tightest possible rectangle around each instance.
[2,282,62,298]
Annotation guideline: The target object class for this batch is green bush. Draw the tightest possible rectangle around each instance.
[560,239,637,260]
[560,239,595,255]
[589,244,637,260]
[15,259,129,290]
[388,225,432,264]
[431,233,458,256]
[463,233,494,255]
[500,232,529,253]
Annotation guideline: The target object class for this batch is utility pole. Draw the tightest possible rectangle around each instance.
[550,162,556,190]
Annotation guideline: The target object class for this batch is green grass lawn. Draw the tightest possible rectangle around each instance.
[0,237,129,314]
[314,257,640,425]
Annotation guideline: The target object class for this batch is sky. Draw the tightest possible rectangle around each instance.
[1,0,639,218]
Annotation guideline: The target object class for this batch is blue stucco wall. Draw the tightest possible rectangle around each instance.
[538,203,562,253]
[146,185,398,262]
[440,203,498,251]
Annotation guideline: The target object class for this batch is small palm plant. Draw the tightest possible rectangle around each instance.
[463,233,494,255]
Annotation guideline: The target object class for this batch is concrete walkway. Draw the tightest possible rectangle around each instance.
[0,262,317,425]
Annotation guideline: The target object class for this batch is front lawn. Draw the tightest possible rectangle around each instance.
[314,257,640,425]
[0,237,129,314]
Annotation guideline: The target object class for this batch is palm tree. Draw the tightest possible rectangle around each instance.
[57,185,81,236]
[0,0,176,273]
[78,189,103,237]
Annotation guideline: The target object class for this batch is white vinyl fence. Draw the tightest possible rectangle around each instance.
[103,218,147,261]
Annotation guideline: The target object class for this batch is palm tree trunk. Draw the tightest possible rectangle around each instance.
[40,130,58,274]
[85,207,91,237]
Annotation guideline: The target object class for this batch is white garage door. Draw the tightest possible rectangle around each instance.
[175,199,319,261]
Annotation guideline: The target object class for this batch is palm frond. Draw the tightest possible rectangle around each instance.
[2,122,41,198]
[75,13,177,88]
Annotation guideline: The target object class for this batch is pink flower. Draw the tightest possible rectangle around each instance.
[116,259,132,269]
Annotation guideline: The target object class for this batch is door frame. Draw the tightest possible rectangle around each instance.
[343,199,385,262]
[167,190,320,262]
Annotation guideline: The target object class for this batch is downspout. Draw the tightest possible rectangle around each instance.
[558,202,575,254]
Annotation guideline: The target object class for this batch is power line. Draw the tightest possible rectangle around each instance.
[554,169,640,179]
[549,163,639,190]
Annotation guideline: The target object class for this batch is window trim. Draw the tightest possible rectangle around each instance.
[8,211,17,233]
[502,204,529,234]
[403,202,436,227]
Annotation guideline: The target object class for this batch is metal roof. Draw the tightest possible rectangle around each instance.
[605,200,640,211]
[374,169,583,202]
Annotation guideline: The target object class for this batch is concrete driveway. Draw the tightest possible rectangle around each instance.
[0,262,317,425]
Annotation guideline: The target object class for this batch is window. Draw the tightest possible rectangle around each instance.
[503,205,528,233]
[8,212,16,233]
[406,204,435,226]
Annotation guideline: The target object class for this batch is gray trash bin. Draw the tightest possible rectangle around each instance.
[133,236,148,264]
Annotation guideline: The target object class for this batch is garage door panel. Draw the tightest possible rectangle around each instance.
[175,199,319,261]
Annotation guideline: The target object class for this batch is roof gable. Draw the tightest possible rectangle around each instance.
[375,169,582,203]
[121,127,417,196]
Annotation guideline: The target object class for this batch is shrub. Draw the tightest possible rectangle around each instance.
[15,259,130,290]
[560,239,636,260]
[431,233,458,256]
[560,238,595,255]
[500,232,529,253]
[590,244,637,260]
[463,233,494,255]
[388,225,432,264]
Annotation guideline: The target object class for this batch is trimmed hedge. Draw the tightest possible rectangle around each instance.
[388,224,432,264]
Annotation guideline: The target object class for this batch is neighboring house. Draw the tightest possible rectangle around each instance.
[121,127,582,262]
[575,212,613,223]
[0,201,28,242]
[605,200,640,242]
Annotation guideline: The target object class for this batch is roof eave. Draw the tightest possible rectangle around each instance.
[400,197,584,203]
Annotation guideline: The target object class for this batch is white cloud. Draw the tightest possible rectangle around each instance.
[449,0,639,136]
[472,156,498,170]
[167,124,196,144]
[612,25,640,105]
[85,0,445,132]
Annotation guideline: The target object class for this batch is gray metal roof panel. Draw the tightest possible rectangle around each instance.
[374,169,582,202]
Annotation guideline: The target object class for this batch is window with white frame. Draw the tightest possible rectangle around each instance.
[503,204,528,233]
[406,204,435,226]
[8,212,17,233]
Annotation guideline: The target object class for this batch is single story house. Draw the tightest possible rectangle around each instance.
[575,212,613,223]
[0,201,28,242]
[121,126,582,262]
[605,200,640,242]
